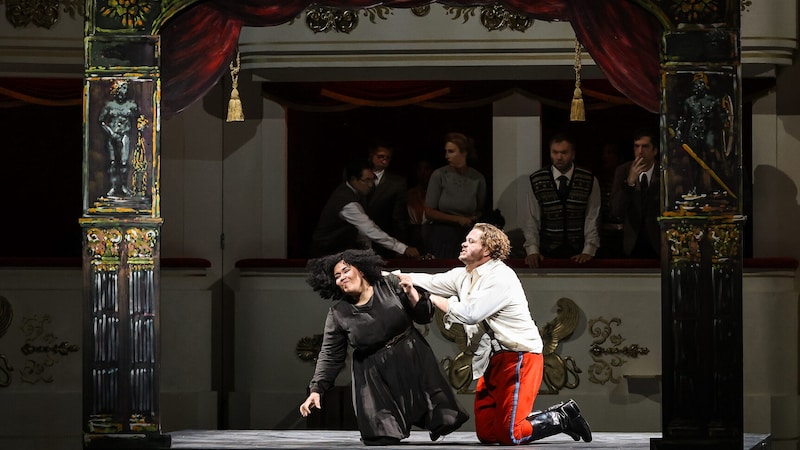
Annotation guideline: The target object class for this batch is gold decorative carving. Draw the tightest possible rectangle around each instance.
[0,296,13,388]
[539,297,581,393]
[129,414,158,432]
[19,314,79,384]
[305,5,359,34]
[479,3,533,32]
[130,115,150,196]
[301,4,531,33]
[296,334,323,362]
[436,307,481,394]
[587,317,650,385]
[125,227,157,260]
[3,0,82,29]
[667,0,727,23]
[86,227,123,262]
[362,5,392,23]
[435,297,582,394]
[88,414,123,433]
[444,5,477,23]
[0,295,12,339]
[665,222,704,262]
[98,0,153,29]
[708,222,740,262]
[410,5,430,17]
[0,355,12,388]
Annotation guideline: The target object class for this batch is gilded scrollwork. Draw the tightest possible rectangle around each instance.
[301,4,533,34]
[18,314,78,384]
[305,6,360,34]
[587,317,650,385]
[0,296,13,388]
[479,3,533,32]
[3,0,82,29]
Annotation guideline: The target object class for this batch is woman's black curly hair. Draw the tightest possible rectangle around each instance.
[306,249,386,300]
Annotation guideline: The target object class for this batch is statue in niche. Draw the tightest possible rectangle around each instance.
[99,80,139,197]
[673,72,734,195]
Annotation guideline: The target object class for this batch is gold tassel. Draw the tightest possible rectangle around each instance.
[227,48,244,122]
[570,39,585,122]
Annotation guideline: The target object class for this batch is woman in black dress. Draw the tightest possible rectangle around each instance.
[299,249,468,446]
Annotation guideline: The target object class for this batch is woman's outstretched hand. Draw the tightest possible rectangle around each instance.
[299,392,321,417]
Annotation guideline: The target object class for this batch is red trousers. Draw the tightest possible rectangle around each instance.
[474,351,544,445]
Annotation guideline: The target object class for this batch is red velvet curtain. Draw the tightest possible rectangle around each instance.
[160,0,662,118]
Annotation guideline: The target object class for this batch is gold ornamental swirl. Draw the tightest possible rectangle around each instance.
[539,297,581,393]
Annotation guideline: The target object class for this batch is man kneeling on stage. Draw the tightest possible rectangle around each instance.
[405,223,592,444]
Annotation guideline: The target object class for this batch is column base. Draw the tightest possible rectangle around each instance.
[84,433,172,449]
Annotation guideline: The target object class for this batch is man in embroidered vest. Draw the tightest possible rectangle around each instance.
[402,223,592,444]
[520,133,601,268]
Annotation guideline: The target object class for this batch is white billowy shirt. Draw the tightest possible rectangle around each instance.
[407,259,542,378]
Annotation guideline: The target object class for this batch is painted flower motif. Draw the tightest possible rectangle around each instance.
[671,0,719,22]
[100,0,153,29]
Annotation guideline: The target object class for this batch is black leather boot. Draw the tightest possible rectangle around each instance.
[528,399,592,442]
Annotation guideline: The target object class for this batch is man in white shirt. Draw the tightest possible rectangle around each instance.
[520,133,601,268]
[310,159,420,258]
[402,223,591,444]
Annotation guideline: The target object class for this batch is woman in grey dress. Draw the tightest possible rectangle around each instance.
[299,249,468,446]
[425,132,487,259]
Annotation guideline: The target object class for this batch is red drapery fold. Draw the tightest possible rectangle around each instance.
[160,0,661,118]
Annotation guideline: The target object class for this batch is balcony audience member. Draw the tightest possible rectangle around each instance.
[610,128,662,258]
[300,249,469,445]
[520,133,601,268]
[425,132,487,259]
[365,141,409,258]
[310,159,419,258]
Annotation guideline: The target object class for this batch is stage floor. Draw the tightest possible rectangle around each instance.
[169,430,771,449]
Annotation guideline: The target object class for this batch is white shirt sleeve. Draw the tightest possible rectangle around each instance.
[520,181,541,256]
[582,177,602,256]
[340,202,407,254]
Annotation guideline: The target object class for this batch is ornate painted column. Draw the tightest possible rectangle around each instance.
[81,1,170,448]
[652,0,744,448]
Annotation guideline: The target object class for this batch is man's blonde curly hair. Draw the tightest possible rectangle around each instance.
[473,223,511,260]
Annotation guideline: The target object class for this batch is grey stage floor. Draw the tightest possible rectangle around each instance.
[169,430,771,449]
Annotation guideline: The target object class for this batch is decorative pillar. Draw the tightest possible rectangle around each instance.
[652,1,744,448]
[81,2,169,448]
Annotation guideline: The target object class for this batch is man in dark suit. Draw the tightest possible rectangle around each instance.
[610,128,661,258]
[310,158,419,258]
[365,142,409,257]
